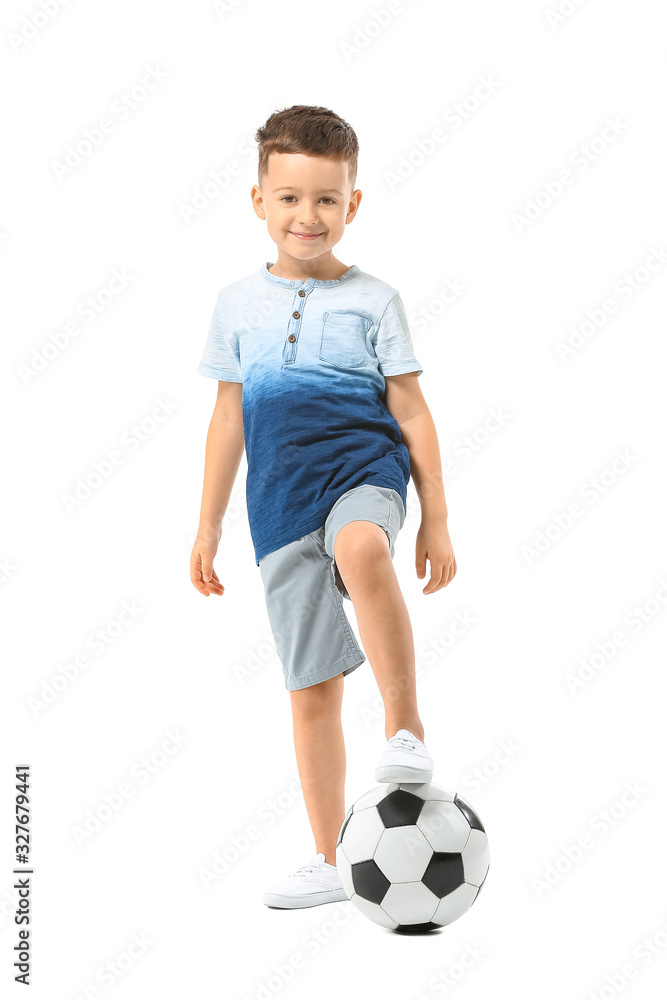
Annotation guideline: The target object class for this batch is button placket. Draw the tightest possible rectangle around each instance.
[282,285,310,365]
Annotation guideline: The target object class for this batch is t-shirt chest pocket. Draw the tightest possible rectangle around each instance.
[319,311,371,369]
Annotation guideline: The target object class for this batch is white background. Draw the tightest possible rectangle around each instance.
[2,0,666,997]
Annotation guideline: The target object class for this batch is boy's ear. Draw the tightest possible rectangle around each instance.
[346,189,362,223]
[250,185,267,220]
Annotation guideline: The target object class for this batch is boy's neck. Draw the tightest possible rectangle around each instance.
[268,253,350,283]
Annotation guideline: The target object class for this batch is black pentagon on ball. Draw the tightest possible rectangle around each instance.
[454,793,485,833]
[394,921,441,933]
[422,852,466,898]
[376,789,425,828]
[351,859,391,904]
[336,804,354,847]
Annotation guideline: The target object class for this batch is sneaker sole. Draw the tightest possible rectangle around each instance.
[375,764,434,783]
[263,888,348,908]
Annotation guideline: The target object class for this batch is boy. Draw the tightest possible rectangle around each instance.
[191,105,456,909]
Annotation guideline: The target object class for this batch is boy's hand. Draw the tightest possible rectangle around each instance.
[416,518,456,594]
[190,531,225,597]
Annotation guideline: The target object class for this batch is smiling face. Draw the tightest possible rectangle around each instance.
[251,152,362,267]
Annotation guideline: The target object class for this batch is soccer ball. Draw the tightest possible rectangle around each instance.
[335,782,489,931]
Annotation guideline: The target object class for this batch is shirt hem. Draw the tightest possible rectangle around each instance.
[380,362,423,377]
[254,512,330,565]
[253,478,409,565]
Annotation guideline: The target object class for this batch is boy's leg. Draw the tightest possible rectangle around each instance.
[333,521,425,742]
[289,673,346,867]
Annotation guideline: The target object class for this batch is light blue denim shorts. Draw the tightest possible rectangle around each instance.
[258,484,406,691]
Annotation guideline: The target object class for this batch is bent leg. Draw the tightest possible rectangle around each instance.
[334,521,424,742]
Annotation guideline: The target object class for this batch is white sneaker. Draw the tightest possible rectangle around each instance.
[262,852,348,908]
[375,728,434,783]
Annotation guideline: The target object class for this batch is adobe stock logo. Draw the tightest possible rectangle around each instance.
[8,0,71,52]
[60,397,179,512]
[511,117,628,233]
[555,246,667,361]
[531,781,648,898]
[384,75,501,191]
[521,448,638,565]
[564,578,667,694]
[18,269,134,384]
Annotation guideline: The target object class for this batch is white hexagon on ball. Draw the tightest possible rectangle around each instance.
[334,844,355,900]
[341,807,385,864]
[432,882,479,926]
[374,825,433,883]
[352,893,399,929]
[462,828,490,886]
[382,881,439,925]
[416,800,472,852]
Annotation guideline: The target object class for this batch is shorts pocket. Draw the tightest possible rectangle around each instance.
[319,311,370,368]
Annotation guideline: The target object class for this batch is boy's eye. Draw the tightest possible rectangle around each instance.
[280,196,335,204]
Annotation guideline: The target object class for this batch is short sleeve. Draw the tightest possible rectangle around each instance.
[196,291,243,383]
[371,293,423,377]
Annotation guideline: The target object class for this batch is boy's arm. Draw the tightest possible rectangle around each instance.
[192,381,245,595]
[384,372,456,593]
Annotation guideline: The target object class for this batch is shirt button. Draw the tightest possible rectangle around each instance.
[288,334,296,342]
[292,311,300,319]
[298,290,306,297]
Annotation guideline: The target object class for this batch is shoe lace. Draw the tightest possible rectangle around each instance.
[389,734,417,751]
[292,861,325,878]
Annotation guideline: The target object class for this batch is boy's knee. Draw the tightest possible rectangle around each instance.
[334,521,390,578]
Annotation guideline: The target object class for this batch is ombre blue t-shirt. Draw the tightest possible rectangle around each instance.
[197,262,423,565]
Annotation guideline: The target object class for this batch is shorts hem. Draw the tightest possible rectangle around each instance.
[285,652,366,691]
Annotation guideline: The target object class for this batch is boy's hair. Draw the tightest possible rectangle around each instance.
[255,105,359,191]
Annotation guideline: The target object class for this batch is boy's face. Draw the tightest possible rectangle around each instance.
[251,153,361,263]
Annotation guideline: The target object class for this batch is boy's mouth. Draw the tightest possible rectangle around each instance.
[290,232,323,240]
